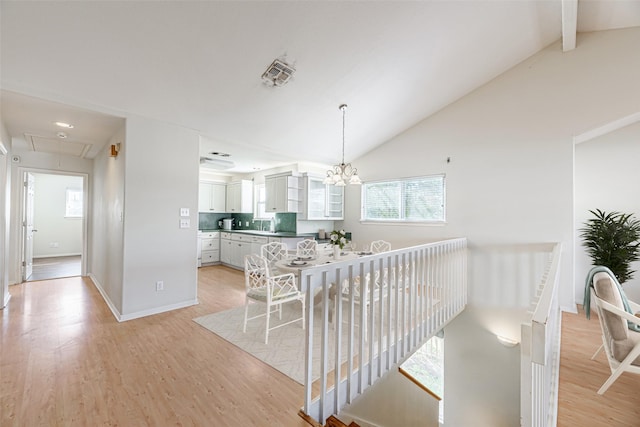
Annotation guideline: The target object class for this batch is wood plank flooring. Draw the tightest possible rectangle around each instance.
[29,255,81,282]
[1,265,309,427]
[557,308,640,427]
[3,266,640,426]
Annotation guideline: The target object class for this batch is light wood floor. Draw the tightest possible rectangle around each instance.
[29,255,81,282]
[1,265,309,427]
[556,308,640,426]
[2,267,640,426]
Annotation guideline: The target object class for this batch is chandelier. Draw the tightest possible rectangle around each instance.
[323,104,361,186]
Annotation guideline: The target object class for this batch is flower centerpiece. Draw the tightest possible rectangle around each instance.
[329,229,347,259]
[330,229,348,249]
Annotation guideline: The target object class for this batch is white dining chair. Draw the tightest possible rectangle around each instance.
[296,239,318,258]
[370,240,391,253]
[243,254,305,344]
[261,241,289,275]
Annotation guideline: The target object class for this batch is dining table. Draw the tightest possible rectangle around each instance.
[274,249,372,308]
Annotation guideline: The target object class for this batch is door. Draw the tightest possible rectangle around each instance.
[23,172,35,281]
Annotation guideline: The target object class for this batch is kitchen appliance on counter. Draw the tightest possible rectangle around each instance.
[222,218,234,230]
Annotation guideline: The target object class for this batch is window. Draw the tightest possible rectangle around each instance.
[65,188,83,218]
[361,175,445,222]
[254,184,274,220]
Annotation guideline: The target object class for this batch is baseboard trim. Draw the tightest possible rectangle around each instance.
[119,298,199,322]
[2,292,10,309]
[33,253,82,259]
[89,273,123,321]
[89,273,199,322]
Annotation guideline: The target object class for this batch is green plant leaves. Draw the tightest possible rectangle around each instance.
[580,209,640,283]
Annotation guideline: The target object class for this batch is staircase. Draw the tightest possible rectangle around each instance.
[325,415,360,427]
[298,239,468,425]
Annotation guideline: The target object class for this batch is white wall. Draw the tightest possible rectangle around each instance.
[575,120,640,303]
[341,27,640,425]
[339,369,440,427]
[90,126,126,314]
[0,119,11,308]
[120,115,199,318]
[32,173,83,257]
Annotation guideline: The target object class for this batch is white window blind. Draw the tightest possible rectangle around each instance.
[362,175,445,222]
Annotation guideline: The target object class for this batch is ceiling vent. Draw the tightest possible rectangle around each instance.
[261,59,295,87]
[199,156,235,170]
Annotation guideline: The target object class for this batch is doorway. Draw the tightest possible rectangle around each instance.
[22,171,87,282]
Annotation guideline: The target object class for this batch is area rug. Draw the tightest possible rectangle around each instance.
[194,303,349,385]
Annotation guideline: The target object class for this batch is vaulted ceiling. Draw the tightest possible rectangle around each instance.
[1,1,639,173]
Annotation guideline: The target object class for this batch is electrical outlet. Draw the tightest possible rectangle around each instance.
[180,218,190,228]
[156,281,164,291]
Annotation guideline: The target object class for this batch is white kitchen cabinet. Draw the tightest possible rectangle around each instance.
[265,173,300,213]
[226,180,253,213]
[220,233,267,269]
[220,232,233,265]
[250,235,269,256]
[301,174,344,220]
[200,231,220,265]
[198,181,226,213]
[229,234,254,268]
[268,236,306,252]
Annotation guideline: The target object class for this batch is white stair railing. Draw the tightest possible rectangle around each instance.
[299,238,468,425]
[520,243,562,427]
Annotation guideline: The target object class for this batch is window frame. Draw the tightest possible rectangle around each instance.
[65,187,84,218]
[253,183,275,220]
[360,174,446,224]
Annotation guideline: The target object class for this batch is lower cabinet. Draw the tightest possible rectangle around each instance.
[220,232,233,265]
[220,233,269,270]
[200,231,220,266]
[220,233,272,270]
[268,236,306,252]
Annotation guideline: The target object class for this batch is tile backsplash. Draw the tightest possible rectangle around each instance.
[198,212,297,233]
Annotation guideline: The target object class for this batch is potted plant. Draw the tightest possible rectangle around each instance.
[580,209,640,283]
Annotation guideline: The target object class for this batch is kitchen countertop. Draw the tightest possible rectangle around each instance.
[198,229,315,238]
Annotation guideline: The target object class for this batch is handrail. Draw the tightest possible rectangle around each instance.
[520,243,562,427]
[299,238,467,425]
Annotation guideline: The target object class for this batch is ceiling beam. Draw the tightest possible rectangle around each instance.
[562,0,578,51]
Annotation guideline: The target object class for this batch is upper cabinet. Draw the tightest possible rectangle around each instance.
[226,180,253,213]
[265,172,300,213]
[199,181,226,213]
[300,174,344,220]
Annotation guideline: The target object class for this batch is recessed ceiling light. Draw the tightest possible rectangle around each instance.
[56,131,68,139]
[55,122,74,129]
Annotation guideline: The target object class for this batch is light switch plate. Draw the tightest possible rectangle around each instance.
[180,207,190,217]
[180,218,190,229]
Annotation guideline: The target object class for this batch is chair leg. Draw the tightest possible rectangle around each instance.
[598,366,626,395]
[591,344,604,360]
[243,300,249,333]
[265,305,271,345]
